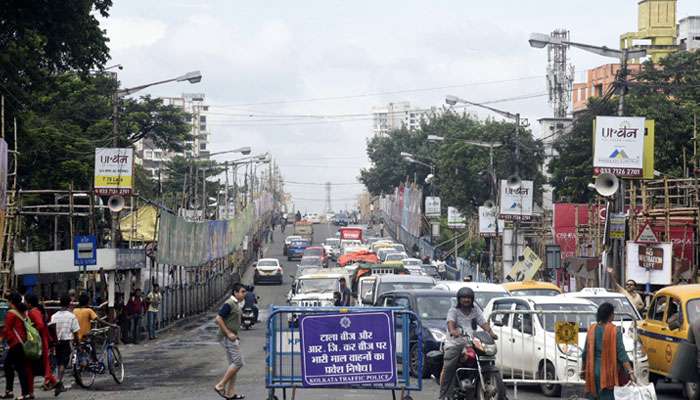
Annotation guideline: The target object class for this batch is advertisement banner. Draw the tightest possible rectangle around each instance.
[609,213,626,240]
[299,312,396,387]
[425,196,441,218]
[506,246,543,281]
[94,148,134,195]
[593,116,645,177]
[447,207,466,228]
[478,206,504,236]
[499,180,534,221]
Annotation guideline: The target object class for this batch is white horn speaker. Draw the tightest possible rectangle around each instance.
[506,174,521,189]
[483,200,496,210]
[107,195,125,212]
[594,173,619,197]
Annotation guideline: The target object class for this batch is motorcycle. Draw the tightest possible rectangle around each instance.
[426,330,506,400]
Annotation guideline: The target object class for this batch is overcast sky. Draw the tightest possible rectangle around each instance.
[102,0,699,213]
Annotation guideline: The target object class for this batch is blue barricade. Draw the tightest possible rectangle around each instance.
[265,306,423,400]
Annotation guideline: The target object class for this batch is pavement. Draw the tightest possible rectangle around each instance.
[12,223,688,400]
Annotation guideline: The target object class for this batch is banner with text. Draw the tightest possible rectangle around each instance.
[299,312,396,387]
[499,180,533,221]
[593,116,645,177]
[94,148,134,195]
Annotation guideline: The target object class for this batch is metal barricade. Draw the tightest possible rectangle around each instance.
[487,309,643,398]
[265,306,423,400]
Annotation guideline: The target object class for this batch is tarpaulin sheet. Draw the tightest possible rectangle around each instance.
[119,204,159,242]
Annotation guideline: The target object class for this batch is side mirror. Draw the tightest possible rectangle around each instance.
[289,275,295,280]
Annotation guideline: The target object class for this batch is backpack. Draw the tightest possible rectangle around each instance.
[10,309,42,360]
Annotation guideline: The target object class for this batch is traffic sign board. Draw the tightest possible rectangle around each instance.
[635,223,659,244]
[74,235,97,266]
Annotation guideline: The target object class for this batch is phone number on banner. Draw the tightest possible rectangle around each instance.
[593,167,642,177]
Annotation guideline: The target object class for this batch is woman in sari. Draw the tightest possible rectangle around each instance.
[581,302,636,399]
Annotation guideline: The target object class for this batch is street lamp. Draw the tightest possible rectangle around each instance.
[208,146,252,157]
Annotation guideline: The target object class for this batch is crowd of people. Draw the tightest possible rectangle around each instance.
[1,284,161,399]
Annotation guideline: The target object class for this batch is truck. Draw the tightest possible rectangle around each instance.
[339,227,363,242]
[294,221,314,242]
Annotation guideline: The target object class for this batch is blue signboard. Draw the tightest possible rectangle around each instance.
[73,235,97,266]
[299,311,396,387]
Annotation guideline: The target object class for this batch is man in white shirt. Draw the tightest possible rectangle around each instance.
[49,295,80,396]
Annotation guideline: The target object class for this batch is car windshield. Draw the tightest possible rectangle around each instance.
[298,278,337,294]
[291,240,310,247]
[417,296,456,320]
[391,245,405,252]
[475,292,509,308]
[686,299,700,324]
[304,248,322,257]
[257,260,278,267]
[535,303,598,332]
[581,297,638,320]
[403,260,421,267]
[385,254,404,261]
[325,239,340,248]
[510,289,561,297]
[297,266,321,276]
[378,282,434,294]
[300,257,321,266]
[286,236,301,242]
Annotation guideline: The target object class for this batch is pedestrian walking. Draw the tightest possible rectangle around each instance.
[2,292,32,400]
[338,278,352,306]
[214,283,247,400]
[146,284,162,340]
[582,302,636,400]
[73,293,98,341]
[115,293,129,344]
[25,293,58,391]
[48,295,80,397]
[126,289,145,344]
[252,237,261,260]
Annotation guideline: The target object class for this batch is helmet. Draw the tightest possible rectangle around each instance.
[457,287,475,302]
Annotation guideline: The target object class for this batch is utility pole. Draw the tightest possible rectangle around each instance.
[224,162,230,218]
[110,86,119,248]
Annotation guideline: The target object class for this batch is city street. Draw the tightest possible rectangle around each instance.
[46,223,685,400]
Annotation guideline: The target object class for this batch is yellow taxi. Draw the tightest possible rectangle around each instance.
[639,284,700,398]
[501,280,563,297]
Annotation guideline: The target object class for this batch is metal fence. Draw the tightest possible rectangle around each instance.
[265,306,423,400]
[486,308,645,398]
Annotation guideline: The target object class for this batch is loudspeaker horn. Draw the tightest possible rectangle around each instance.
[483,200,496,210]
[107,195,125,212]
[594,173,619,197]
[506,174,521,189]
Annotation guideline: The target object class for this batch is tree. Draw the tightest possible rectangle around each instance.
[0,1,112,111]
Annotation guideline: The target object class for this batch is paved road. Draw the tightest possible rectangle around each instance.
[31,223,686,400]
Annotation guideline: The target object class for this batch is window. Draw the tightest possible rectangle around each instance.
[382,296,395,307]
[492,300,515,326]
[394,297,410,309]
[666,297,683,328]
[595,84,603,97]
[513,303,533,335]
[144,150,153,159]
[200,115,207,124]
[153,151,162,160]
[199,143,207,150]
[650,296,667,321]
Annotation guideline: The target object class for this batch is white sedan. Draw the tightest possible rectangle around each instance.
[402,258,426,275]
[253,258,283,285]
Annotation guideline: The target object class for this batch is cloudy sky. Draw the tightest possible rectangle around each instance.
[102,0,699,213]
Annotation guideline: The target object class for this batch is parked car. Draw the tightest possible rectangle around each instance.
[638,284,700,399]
[434,281,510,309]
[287,238,311,261]
[303,246,329,267]
[502,280,563,297]
[362,274,437,306]
[483,296,612,397]
[377,289,455,378]
[305,212,321,224]
[283,235,302,256]
[253,258,283,285]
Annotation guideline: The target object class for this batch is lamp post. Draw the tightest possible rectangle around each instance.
[529,33,647,287]
[206,147,253,218]
[109,70,202,246]
[428,135,504,282]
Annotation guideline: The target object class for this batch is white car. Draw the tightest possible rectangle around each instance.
[253,258,283,285]
[362,274,436,306]
[322,238,341,260]
[384,252,408,263]
[402,258,426,275]
[288,270,349,306]
[562,288,649,383]
[434,281,510,309]
[306,213,321,224]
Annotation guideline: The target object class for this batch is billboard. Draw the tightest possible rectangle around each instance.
[424,196,441,218]
[499,180,533,221]
[593,116,645,177]
[447,207,465,228]
[478,206,504,236]
[626,242,672,285]
[94,148,134,195]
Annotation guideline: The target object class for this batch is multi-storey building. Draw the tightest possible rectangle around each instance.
[371,102,428,136]
[134,93,211,178]
[620,0,678,63]
[571,63,643,112]
[679,16,700,52]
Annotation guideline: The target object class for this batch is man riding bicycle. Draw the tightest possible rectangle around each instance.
[439,287,498,400]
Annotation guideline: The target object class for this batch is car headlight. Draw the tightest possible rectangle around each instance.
[557,343,581,359]
[634,338,647,358]
[428,328,447,342]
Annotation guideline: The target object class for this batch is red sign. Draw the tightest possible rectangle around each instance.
[553,204,602,260]
[339,227,363,241]
[635,223,660,244]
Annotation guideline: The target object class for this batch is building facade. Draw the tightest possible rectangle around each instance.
[620,0,678,63]
[371,102,427,136]
[134,93,211,178]
[571,63,642,112]
[679,16,700,51]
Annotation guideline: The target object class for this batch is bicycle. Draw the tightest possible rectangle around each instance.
[72,325,125,388]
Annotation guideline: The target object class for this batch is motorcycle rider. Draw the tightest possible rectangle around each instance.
[440,287,498,400]
[243,285,259,323]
